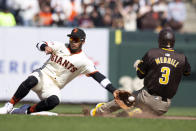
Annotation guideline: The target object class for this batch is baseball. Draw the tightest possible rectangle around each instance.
[128,96,135,102]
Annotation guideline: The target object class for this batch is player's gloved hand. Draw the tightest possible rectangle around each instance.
[113,90,135,110]
[133,59,142,71]
[45,46,53,54]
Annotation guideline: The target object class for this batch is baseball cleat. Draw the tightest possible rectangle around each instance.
[127,108,143,117]
[90,108,96,116]
[0,102,13,114]
[10,104,30,114]
[90,103,105,116]
[116,108,143,117]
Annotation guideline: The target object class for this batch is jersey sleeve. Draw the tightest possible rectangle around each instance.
[137,52,150,78]
[36,41,63,52]
[183,56,191,76]
[81,59,98,76]
[45,41,63,51]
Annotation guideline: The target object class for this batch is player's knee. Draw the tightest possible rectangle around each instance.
[46,95,60,109]
[22,76,38,89]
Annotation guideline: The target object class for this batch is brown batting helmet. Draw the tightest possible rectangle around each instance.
[158,28,175,48]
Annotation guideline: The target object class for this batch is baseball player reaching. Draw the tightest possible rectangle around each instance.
[0,28,123,115]
[90,28,191,117]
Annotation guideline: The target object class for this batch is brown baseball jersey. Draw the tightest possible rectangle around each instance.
[137,48,191,99]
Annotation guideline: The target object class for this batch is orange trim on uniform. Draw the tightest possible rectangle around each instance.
[9,96,20,105]
[162,48,174,52]
[29,104,37,113]
[10,98,16,105]
[86,71,99,77]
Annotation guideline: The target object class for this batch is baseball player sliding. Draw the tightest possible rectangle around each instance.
[0,28,124,115]
[90,28,191,117]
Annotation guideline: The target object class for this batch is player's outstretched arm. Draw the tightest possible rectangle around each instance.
[44,46,53,54]
[90,72,117,94]
[90,72,134,109]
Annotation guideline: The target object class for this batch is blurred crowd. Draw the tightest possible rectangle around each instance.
[0,0,188,32]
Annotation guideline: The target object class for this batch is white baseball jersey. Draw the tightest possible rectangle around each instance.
[37,41,97,89]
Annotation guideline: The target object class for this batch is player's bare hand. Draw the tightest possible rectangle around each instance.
[45,46,53,54]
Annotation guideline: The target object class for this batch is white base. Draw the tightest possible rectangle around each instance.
[30,111,58,116]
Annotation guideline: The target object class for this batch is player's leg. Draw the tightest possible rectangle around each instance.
[131,88,171,116]
[11,72,61,114]
[27,95,60,114]
[10,76,38,105]
[138,89,171,115]
[11,87,61,115]
[11,95,60,114]
[0,75,38,114]
[90,100,121,116]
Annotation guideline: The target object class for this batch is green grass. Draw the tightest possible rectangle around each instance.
[0,115,196,131]
[51,104,86,114]
[50,104,196,116]
[0,104,196,131]
[165,107,196,117]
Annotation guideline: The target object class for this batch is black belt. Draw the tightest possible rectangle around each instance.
[147,89,168,102]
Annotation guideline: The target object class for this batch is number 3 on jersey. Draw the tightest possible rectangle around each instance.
[159,67,170,85]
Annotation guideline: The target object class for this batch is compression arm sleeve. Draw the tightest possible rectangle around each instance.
[90,72,117,93]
